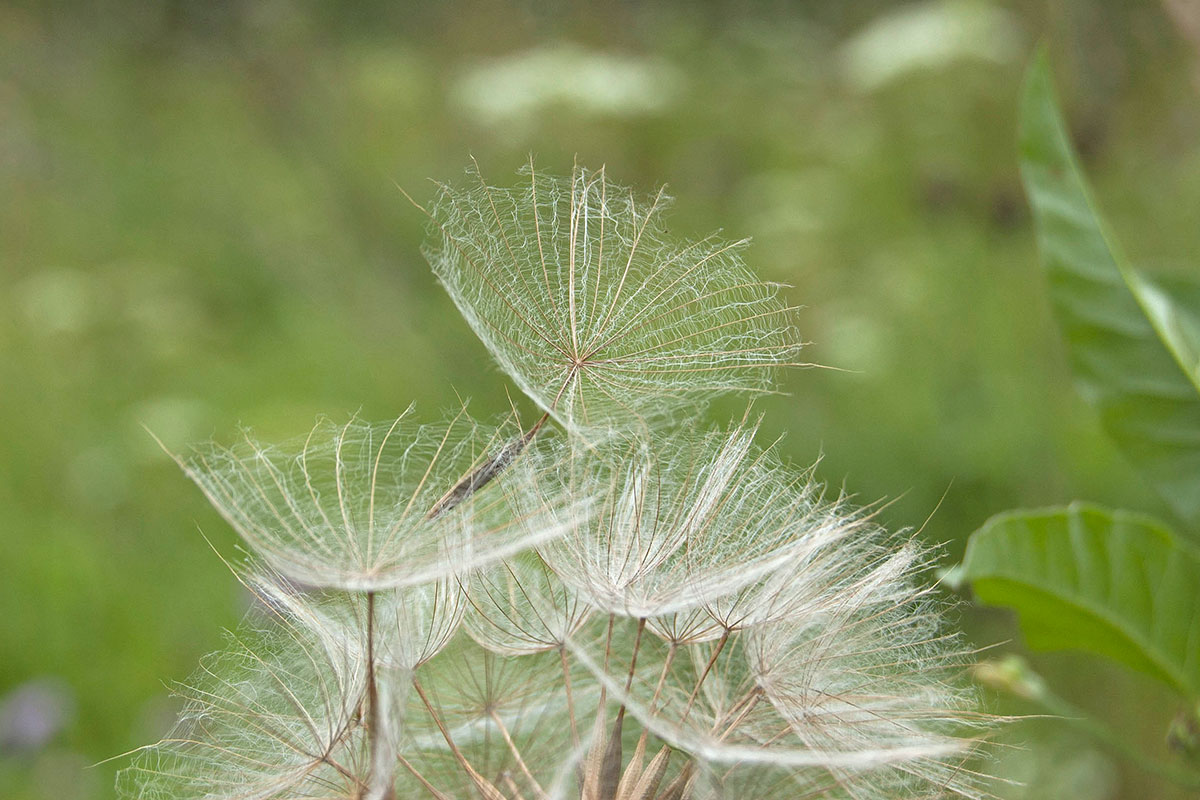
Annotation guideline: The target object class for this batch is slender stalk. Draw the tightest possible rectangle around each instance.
[365,591,379,761]
[363,590,396,799]
[680,629,730,724]
[623,618,647,694]
[490,710,550,799]
[396,753,452,800]
[716,690,761,741]
[633,642,678,755]
[596,614,616,714]
[560,645,581,747]
[649,643,677,711]
[499,772,526,799]
[320,754,368,791]
[598,618,649,800]
[413,677,505,799]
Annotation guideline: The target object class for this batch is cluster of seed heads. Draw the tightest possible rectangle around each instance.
[117,161,991,799]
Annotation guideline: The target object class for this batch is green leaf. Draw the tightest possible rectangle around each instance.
[1019,50,1200,525]
[1135,273,1200,389]
[962,502,1200,698]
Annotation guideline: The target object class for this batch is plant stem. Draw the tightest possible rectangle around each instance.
[624,618,647,694]
[596,614,616,714]
[680,629,730,724]
[396,753,452,800]
[413,677,505,799]
[560,645,580,748]
[716,690,760,741]
[490,709,550,799]
[632,642,677,756]
[366,591,379,748]
[363,591,397,799]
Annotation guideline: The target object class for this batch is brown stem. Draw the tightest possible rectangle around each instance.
[396,753,452,800]
[320,754,368,790]
[624,618,647,694]
[633,642,677,755]
[716,690,761,741]
[363,591,391,799]
[597,619,648,800]
[413,677,504,799]
[362,591,398,799]
[680,629,730,724]
[366,591,379,750]
[649,643,677,712]
[490,710,550,799]
[560,645,580,748]
[596,614,616,714]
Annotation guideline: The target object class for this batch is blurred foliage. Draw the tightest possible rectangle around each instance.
[2,1,1200,798]
[956,51,1200,794]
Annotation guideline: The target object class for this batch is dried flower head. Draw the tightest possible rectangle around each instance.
[119,161,993,800]
[417,160,805,436]
[537,420,855,622]
[178,407,582,591]
[451,424,990,799]
[117,579,369,799]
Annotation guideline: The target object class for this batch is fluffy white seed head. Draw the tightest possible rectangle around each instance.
[120,157,995,799]
[117,592,368,800]
[421,160,805,437]
[538,420,857,621]
[180,408,585,591]
[464,550,593,655]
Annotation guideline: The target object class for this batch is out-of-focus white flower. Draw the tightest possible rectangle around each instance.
[452,44,682,125]
[840,0,1023,91]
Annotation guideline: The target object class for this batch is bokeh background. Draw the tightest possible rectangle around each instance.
[3,1,1199,797]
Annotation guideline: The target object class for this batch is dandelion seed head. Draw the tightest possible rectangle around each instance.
[181,408,584,592]
[538,421,857,621]
[117,601,368,800]
[464,551,592,655]
[123,159,995,799]
[422,161,805,437]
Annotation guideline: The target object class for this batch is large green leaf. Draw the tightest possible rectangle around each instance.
[1135,273,1200,389]
[1019,50,1200,525]
[962,502,1200,698]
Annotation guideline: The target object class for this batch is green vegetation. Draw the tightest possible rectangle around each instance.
[956,51,1200,793]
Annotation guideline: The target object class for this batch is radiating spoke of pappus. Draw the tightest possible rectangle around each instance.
[417,159,806,437]
[738,537,994,800]
[177,406,591,592]
[247,567,467,676]
[562,567,991,800]
[115,595,369,800]
[464,549,593,656]
[537,418,860,621]
[395,646,595,800]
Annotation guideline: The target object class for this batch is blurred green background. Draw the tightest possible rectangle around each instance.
[2,1,1199,797]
